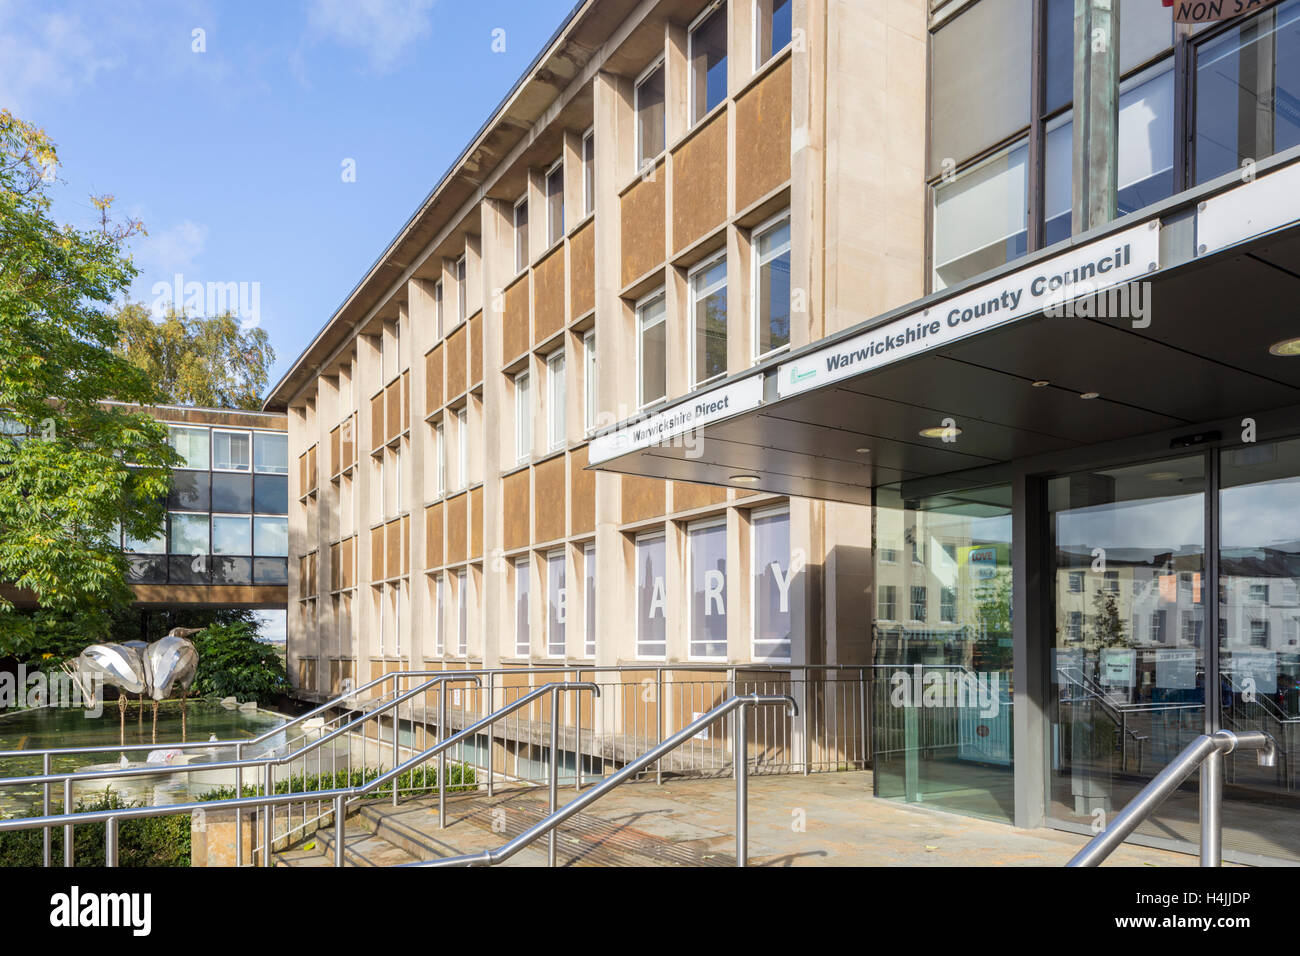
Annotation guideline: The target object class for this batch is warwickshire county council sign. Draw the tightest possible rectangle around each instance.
[777,220,1161,400]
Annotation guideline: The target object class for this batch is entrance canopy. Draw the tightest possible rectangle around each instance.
[588,152,1300,505]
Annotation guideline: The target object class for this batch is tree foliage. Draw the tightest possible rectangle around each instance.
[0,109,176,648]
[191,621,288,703]
[114,304,275,411]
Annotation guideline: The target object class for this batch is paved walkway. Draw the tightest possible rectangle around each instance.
[278,771,1198,867]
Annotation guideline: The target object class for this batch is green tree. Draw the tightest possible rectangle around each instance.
[191,621,288,704]
[0,110,176,654]
[114,305,275,411]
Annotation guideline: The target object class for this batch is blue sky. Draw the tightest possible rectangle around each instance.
[1,0,579,392]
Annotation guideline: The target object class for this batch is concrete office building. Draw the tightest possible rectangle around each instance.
[267,0,1300,863]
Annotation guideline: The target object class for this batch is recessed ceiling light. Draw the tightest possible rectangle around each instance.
[1031,380,1051,388]
[855,447,871,454]
[1080,392,1100,400]
[1146,471,1182,482]
[919,425,962,439]
[730,474,759,484]
[1269,336,1300,356]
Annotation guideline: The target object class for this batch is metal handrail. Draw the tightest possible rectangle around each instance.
[0,680,599,867]
[1066,728,1276,867]
[411,692,798,869]
[0,668,458,761]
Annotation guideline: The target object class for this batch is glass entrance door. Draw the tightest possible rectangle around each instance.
[1218,437,1300,861]
[1046,455,1207,842]
[1045,439,1300,861]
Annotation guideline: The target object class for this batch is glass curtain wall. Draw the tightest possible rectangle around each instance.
[873,482,1015,822]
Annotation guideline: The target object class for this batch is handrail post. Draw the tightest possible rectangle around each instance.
[105,816,118,868]
[736,702,748,868]
[575,669,583,793]
[334,794,346,867]
[801,677,810,776]
[438,687,448,829]
[549,690,559,867]
[1201,748,1223,867]
[234,742,244,867]
[42,753,50,868]
[392,704,400,807]
[655,668,664,786]
[486,672,495,798]
[263,763,274,867]
[63,777,73,867]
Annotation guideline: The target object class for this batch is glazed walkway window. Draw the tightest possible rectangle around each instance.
[688,518,727,659]
[752,506,794,661]
[636,532,667,658]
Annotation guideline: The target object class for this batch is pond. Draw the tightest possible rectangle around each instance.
[0,700,290,817]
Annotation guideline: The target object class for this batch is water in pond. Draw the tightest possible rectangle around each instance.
[0,701,289,817]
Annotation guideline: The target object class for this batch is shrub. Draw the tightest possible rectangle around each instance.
[0,789,190,867]
[191,621,288,704]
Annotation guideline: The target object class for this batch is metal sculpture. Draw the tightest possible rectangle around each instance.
[76,628,201,743]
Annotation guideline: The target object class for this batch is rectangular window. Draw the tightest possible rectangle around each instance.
[752,507,793,661]
[254,515,288,556]
[1044,61,1175,246]
[434,422,445,495]
[169,512,208,556]
[636,290,667,408]
[547,349,566,450]
[513,195,529,273]
[636,61,666,169]
[583,330,597,434]
[877,585,897,621]
[879,548,898,564]
[547,549,566,657]
[169,426,209,470]
[1151,610,1168,643]
[690,2,728,124]
[457,569,468,655]
[546,159,564,246]
[1196,4,1300,185]
[456,407,468,490]
[940,586,957,623]
[456,255,467,325]
[254,433,289,475]
[213,429,252,472]
[514,370,531,463]
[1250,583,1270,604]
[514,557,530,657]
[125,523,167,555]
[1105,570,1120,593]
[1067,610,1083,642]
[582,128,595,216]
[434,573,446,656]
[636,532,667,658]
[690,253,728,387]
[1251,619,1270,648]
[212,515,252,555]
[753,213,791,358]
[909,585,928,622]
[688,519,728,659]
[755,0,792,68]
[434,279,444,338]
[1069,571,1084,593]
[583,541,596,657]
[932,139,1029,291]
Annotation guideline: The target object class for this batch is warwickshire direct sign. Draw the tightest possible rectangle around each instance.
[777,220,1160,399]
[588,374,763,464]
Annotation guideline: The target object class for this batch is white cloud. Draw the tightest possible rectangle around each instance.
[129,219,209,308]
[305,0,436,73]
[0,4,126,111]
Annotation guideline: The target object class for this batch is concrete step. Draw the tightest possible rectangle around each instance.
[276,819,421,867]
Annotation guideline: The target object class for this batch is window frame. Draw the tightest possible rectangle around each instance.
[455,406,469,490]
[513,556,531,658]
[583,329,597,434]
[546,348,566,451]
[749,504,793,663]
[688,0,729,127]
[455,254,468,326]
[634,57,667,171]
[751,209,792,361]
[635,287,668,409]
[753,0,792,72]
[581,127,595,216]
[211,428,253,473]
[456,568,469,656]
[546,547,566,658]
[513,194,529,274]
[688,250,729,389]
[583,540,596,658]
[545,158,565,247]
[634,530,668,660]
[514,369,531,463]
[686,515,729,661]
